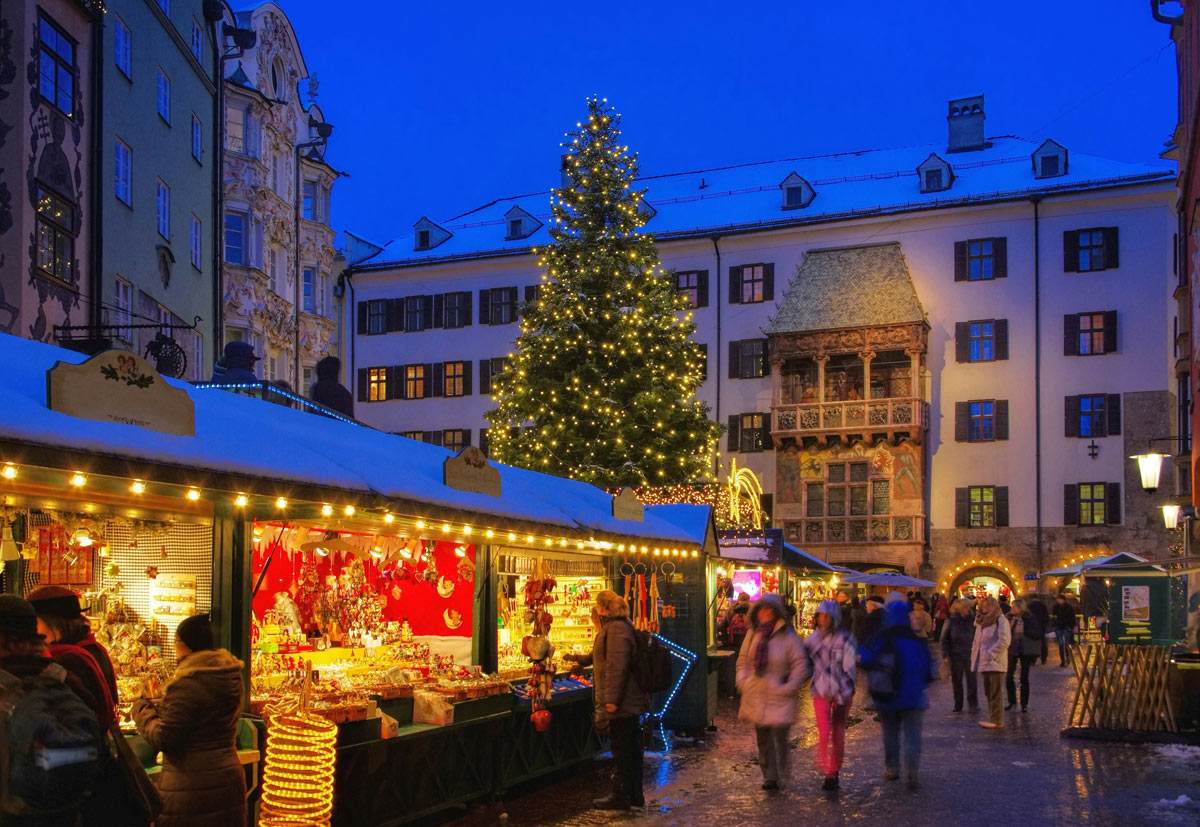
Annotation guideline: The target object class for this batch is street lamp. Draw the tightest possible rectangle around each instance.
[1163,503,1182,529]
[1130,436,1189,493]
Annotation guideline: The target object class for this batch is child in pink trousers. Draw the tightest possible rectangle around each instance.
[803,599,857,790]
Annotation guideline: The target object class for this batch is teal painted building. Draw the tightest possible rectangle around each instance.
[100,0,217,380]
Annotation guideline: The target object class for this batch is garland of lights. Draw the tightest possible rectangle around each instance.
[940,557,1019,593]
[259,676,338,827]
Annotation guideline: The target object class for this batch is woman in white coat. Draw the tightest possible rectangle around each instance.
[970,595,1011,729]
[736,593,809,790]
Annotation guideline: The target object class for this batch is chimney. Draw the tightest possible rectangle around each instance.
[947,95,987,153]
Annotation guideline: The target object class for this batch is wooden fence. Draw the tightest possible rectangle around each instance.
[1068,644,1176,733]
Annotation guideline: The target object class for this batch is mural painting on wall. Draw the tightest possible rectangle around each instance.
[777,438,923,514]
[25,25,84,342]
[0,15,18,334]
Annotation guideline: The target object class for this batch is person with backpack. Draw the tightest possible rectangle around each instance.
[579,590,650,810]
[26,587,117,730]
[971,595,1011,729]
[858,594,932,789]
[736,593,808,792]
[939,599,978,713]
[720,593,751,650]
[1005,598,1042,713]
[0,595,103,827]
[132,614,246,827]
[1028,597,1051,666]
[804,600,856,791]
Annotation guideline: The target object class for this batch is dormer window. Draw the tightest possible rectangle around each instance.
[916,153,953,193]
[417,229,430,249]
[778,172,815,210]
[413,216,451,251]
[1032,139,1067,179]
[503,205,542,241]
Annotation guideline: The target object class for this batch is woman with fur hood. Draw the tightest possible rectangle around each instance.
[803,599,857,791]
[736,593,809,791]
[132,614,246,827]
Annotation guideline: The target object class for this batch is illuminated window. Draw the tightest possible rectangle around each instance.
[35,185,75,283]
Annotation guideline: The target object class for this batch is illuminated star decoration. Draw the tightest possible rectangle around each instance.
[145,566,158,579]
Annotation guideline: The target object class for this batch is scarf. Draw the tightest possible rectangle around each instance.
[976,607,1002,628]
[753,622,777,676]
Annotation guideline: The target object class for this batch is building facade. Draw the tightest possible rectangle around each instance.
[97,0,217,380]
[344,97,1179,591]
[218,1,338,393]
[0,1,101,344]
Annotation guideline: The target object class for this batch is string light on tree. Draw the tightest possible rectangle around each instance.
[485,96,720,486]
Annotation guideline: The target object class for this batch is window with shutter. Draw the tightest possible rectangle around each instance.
[1063,484,1079,525]
[994,400,1009,440]
[728,266,742,305]
[726,414,741,452]
[676,271,703,308]
[967,486,996,527]
[739,265,766,303]
[954,487,968,527]
[443,361,466,397]
[1068,228,1117,272]
[356,301,368,335]
[366,300,387,335]
[1077,482,1107,525]
[954,402,970,442]
[967,400,996,442]
[1106,481,1122,525]
[995,486,1009,527]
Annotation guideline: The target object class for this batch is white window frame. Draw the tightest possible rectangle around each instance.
[302,180,317,221]
[191,115,202,163]
[225,105,245,154]
[224,210,246,265]
[114,139,131,205]
[155,179,169,239]
[114,17,131,79]
[190,19,202,62]
[318,272,330,318]
[114,278,133,342]
[302,268,314,312]
[156,69,170,123]
[189,214,201,269]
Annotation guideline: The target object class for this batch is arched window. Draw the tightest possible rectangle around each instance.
[271,58,286,101]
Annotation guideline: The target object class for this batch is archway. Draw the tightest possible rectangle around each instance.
[948,566,1016,601]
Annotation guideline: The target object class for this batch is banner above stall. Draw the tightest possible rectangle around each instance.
[716,528,834,572]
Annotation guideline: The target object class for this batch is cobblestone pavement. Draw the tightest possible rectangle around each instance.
[444,660,1200,827]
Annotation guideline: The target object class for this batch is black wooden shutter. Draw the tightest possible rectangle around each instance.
[1064,395,1080,437]
[394,366,407,400]
[508,286,519,309]
[993,237,1008,278]
[995,487,1010,527]
[357,301,368,334]
[421,296,434,330]
[1063,314,1079,356]
[728,341,740,379]
[995,400,1009,440]
[954,488,968,527]
[1063,231,1080,272]
[994,319,1009,360]
[462,361,473,396]
[1103,310,1117,353]
[1063,484,1079,525]
[524,285,536,303]
[760,339,771,376]
[1106,394,1122,436]
[762,263,775,301]
[696,270,709,307]
[954,241,968,281]
[384,366,396,401]
[954,402,970,442]
[1106,482,1122,525]
[727,415,740,452]
[479,289,491,324]
[423,364,433,398]
[728,266,742,304]
[461,292,473,326]
[479,359,491,395]
[1103,227,1119,269]
[384,298,400,333]
[433,294,445,329]
[955,322,970,363]
[760,412,773,450]
[463,429,472,447]
[432,363,444,397]
[356,367,368,401]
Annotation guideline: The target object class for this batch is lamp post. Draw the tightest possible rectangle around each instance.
[1130,435,1189,493]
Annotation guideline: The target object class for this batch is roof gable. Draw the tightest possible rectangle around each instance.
[779,172,816,209]
[1032,138,1068,178]
[413,217,452,251]
[766,243,925,335]
[916,153,953,193]
[503,205,542,240]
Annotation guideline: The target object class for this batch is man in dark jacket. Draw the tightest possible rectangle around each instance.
[210,341,260,383]
[1028,598,1051,665]
[939,600,978,713]
[309,355,355,419]
[1052,594,1077,667]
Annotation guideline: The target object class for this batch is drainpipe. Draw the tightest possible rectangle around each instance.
[87,10,104,330]
[294,131,332,391]
[710,234,723,476]
[1032,195,1044,579]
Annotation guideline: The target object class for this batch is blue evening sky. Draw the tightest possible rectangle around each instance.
[272,0,1179,252]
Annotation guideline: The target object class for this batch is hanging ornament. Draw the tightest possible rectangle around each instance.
[145,566,159,579]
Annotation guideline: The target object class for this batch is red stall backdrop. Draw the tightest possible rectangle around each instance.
[251,535,475,638]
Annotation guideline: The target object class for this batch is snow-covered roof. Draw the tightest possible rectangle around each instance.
[0,334,706,547]
[357,136,1173,270]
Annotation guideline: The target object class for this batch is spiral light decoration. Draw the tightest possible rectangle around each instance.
[259,675,338,827]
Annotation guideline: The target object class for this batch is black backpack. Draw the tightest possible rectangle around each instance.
[864,633,904,704]
[630,626,673,695]
[0,662,101,817]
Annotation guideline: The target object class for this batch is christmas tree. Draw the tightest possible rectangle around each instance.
[485,97,720,486]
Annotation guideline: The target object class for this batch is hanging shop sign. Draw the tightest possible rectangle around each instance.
[612,487,644,522]
[443,446,501,497]
[46,350,195,436]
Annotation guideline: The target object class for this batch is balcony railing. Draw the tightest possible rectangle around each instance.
[773,396,929,436]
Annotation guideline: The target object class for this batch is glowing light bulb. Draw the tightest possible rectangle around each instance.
[235,494,249,507]
[416,520,425,529]
[130,480,146,494]
[384,513,395,523]
[508,532,516,541]
[2,464,17,480]
[69,473,87,488]
[321,504,333,516]
[463,525,472,535]
[485,529,494,538]
[344,505,355,516]
[441,523,451,533]
[186,488,201,501]
[275,497,288,509]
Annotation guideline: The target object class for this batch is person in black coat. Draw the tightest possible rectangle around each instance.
[211,341,260,383]
[309,355,355,419]
[1027,598,1051,665]
[1052,594,1077,667]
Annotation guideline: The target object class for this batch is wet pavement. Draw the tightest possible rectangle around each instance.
[441,659,1200,827]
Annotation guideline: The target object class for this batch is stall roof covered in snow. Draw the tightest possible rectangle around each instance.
[0,335,707,547]
[355,136,1173,269]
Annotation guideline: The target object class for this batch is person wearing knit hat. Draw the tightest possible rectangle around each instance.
[0,594,43,648]
[804,599,857,791]
[132,614,247,827]
[26,585,118,717]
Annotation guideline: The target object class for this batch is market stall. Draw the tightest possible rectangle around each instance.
[0,334,714,825]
